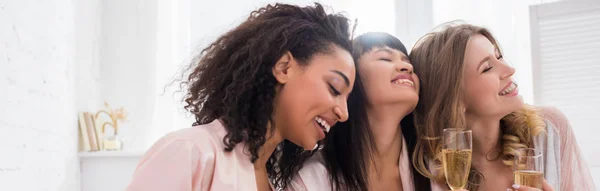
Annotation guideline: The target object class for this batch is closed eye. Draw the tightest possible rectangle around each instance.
[328,84,341,96]
[482,66,493,73]
[379,58,392,62]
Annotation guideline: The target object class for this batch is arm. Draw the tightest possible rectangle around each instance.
[541,107,596,191]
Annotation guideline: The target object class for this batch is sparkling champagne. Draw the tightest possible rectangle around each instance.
[442,149,472,190]
[514,170,543,189]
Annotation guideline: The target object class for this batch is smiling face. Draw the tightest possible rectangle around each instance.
[272,44,356,150]
[462,34,523,118]
[357,47,420,111]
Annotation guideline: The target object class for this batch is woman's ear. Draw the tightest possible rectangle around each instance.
[272,51,296,84]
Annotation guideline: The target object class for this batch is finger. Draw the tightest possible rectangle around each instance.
[542,179,554,191]
[512,184,541,191]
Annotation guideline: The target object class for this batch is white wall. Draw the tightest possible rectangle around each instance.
[0,0,78,190]
[76,0,103,113]
[396,0,433,49]
[74,0,104,190]
[190,0,322,50]
[99,0,159,152]
[147,0,195,149]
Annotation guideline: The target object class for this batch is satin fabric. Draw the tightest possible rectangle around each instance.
[287,136,416,191]
[126,120,273,191]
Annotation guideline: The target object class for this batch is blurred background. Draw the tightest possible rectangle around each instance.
[1,0,598,190]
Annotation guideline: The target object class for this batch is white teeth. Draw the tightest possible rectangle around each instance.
[315,117,331,133]
[500,82,517,95]
[393,79,414,87]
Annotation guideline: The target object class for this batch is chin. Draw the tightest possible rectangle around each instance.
[391,91,418,101]
[511,95,525,108]
[292,138,317,151]
[501,99,525,115]
[301,142,317,151]
[399,96,419,107]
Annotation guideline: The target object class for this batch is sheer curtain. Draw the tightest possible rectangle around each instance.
[148,0,193,148]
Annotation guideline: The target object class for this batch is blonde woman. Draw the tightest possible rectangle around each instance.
[409,23,595,191]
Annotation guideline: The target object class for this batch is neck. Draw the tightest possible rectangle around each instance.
[366,102,411,168]
[253,123,283,171]
[465,113,502,160]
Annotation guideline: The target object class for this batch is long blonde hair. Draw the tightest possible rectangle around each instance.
[409,23,546,190]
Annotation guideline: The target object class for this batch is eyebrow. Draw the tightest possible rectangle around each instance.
[477,56,491,71]
[330,70,350,87]
[375,48,410,62]
[399,54,410,63]
[373,48,394,55]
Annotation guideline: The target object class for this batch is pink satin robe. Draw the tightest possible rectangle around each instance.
[126,120,273,191]
[287,136,416,191]
[429,107,595,191]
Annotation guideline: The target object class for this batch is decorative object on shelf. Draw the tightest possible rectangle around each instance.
[78,111,103,152]
[95,101,128,151]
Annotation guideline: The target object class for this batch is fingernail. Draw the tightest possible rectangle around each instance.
[512,184,520,189]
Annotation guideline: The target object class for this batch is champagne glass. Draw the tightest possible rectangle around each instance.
[513,148,544,189]
[442,128,473,190]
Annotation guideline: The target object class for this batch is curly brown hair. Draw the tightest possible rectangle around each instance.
[180,3,352,188]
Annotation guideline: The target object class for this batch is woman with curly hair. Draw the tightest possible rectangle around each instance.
[409,23,595,191]
[125,3,355,191]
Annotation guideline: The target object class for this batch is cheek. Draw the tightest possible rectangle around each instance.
[277,77,331,146]
[359,64,390,99]
[413,75,421,94]
[293,78,330,108]
[280,79,322,120]
[359,72,376,91]
[464,78,498,109]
